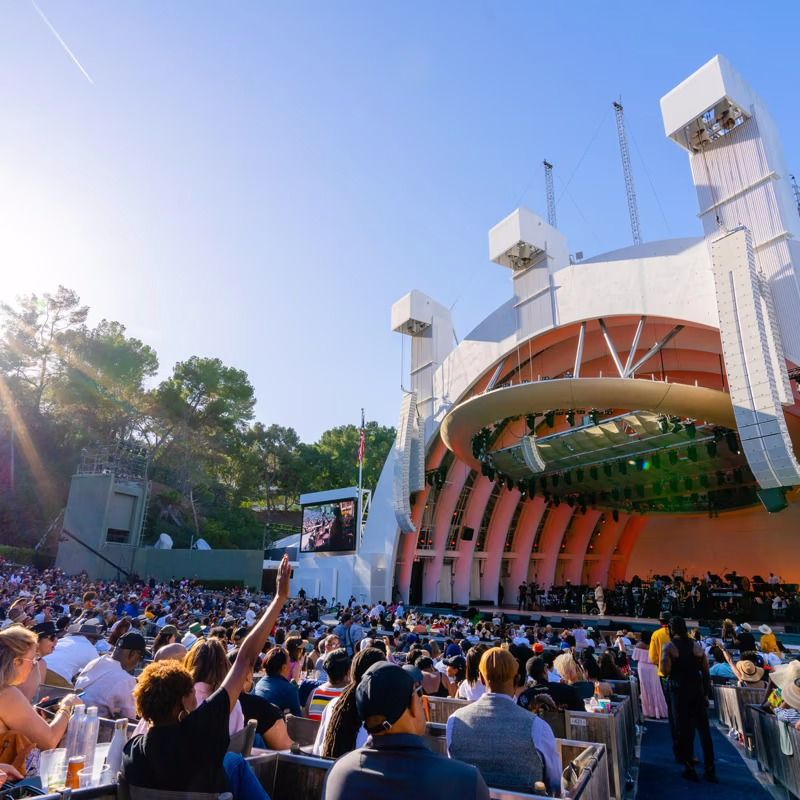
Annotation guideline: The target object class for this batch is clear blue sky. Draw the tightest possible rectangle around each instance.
[1,2,798,441]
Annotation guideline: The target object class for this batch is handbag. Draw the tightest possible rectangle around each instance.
[0,732,34,778]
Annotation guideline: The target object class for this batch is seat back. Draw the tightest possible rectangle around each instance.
[228,719,258,757]
[268,752,332,800]
[286,714,321,747]
[424,696,469,723]
[117,775,232,800]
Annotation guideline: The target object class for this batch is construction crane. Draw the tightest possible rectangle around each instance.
[613,100,642,246]
[791,174,800,219]
[543,160,557,228]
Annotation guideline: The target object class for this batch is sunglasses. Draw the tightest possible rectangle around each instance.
[414,685,424,699]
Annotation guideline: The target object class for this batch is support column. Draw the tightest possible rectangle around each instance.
[452,476,495,604]
[422,461,470,603]
[587,514,628,586]
[608,516,649,585]
[562,510,602,585]
[507,498,547,599]
[535,504,575,589]
[395,486,429,603]
[480,489,521,606]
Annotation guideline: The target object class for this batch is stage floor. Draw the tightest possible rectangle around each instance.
[473,604,696,629]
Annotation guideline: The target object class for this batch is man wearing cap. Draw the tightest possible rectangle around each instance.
[447,648,551,794]
[75,631,148,719]
[44,623,104,687]
[322,662,489,800]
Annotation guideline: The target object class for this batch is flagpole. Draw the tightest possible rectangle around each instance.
[357,408,364,546]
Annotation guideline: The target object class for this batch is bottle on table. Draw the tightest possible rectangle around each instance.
[105,718,129,777]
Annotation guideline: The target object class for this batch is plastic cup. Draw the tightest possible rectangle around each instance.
[93,742,110,773]
[78,764,111,788]
[39,748,67,790]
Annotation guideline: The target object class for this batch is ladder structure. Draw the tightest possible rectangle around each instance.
[791,174,800,219]
[613,101,642,246]
[543,160,557,228]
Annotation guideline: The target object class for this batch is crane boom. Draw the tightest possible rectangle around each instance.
[543,160,556,228]
[791,174,800,219]
[613,101,642,246]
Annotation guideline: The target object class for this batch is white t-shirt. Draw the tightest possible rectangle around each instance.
[312,694,368,755]
[46,636,101,684]
[457,680,485,702]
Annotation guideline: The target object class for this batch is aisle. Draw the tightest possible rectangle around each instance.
[636,719,772,800]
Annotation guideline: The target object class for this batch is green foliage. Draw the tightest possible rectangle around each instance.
[0,545,37,565]
[0,287,396,552]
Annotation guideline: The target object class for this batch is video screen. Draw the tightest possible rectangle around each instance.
[300,499,357,553]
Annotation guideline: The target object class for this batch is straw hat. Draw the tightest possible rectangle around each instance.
[759,624,772,635]
[770,661,800,710]
[735,660,765,683]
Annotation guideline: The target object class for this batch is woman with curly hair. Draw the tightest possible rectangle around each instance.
[122,556,291,798]
[317,647,386,758]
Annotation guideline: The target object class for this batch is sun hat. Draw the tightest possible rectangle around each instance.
[355,662,417,734]
[735,660,765,683]
[770,661,800,710]
[759,624,772,635]
[740,623,752,632]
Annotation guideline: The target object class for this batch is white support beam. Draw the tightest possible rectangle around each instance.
[622,316,647,378]
[598,319,626,378]
[628,325,685,376]
[573,322,586,379]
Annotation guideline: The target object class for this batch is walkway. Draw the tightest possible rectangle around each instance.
[637,719,773,800]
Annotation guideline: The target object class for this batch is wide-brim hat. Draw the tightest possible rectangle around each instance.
[72,623,103,640]
[740,623,752,632]
[770,661,800,710]
[759,625,772,635]
[735,660,765,683]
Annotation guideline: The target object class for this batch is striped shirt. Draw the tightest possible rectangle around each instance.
[307,685,345,721]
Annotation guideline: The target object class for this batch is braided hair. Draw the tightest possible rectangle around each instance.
[321,647,385,759]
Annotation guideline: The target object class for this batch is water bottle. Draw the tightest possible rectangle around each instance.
[65,705,86,759]
[80,707,100,770]
[105,718,128,777]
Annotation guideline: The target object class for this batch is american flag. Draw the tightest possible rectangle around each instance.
[358,410,366,465]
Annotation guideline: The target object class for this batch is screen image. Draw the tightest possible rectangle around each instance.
[300,499,357,553]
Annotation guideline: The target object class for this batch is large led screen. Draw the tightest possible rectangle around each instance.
[300,499,357,553]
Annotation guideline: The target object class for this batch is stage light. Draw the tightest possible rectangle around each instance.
[669,450,678,466]
[670,478,679,493]
[634,457,644,471]
[706,441,717,458]
[590,409,600,425]
[545,411,556,428]
[528,479,537,495]
[686,421,696,439]
[688,445,697,462]
[590,466,598,480]
[700,474,709,488]
[652,453,661,469]
[566,410,576,426]
[505,475,514,491]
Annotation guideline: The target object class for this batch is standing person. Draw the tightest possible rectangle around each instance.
[632,631,668,719]
[594,583,606,616]
[660,616,716,783]
[517,582,528,612]
[333,613,363,657]
[322,662,489,800]
[649,611,677,756]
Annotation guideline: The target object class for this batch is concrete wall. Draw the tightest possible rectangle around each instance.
[626,505,800,583]
[134,548,264,589]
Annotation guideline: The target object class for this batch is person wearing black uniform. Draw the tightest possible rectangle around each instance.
[660,616,717,783]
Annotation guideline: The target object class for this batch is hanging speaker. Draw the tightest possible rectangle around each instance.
[461,526,475,541]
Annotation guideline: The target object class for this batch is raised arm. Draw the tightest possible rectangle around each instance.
[221,555,291,711]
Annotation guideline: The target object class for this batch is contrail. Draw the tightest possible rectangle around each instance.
[30,0,94,85]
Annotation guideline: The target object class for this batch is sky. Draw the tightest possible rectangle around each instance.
[1,2,799,442]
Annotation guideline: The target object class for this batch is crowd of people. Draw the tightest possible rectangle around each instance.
[516,571,800,622]
[0,556,798,797]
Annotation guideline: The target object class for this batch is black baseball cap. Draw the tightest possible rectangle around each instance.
[443,655,466,670]
[355,662,416,734]
[32,622,57,638]
[659,611,672,623]
[116,632,150,656]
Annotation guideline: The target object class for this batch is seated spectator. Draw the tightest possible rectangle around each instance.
[254,646,303,717]
[457,645,489,702]
[599,650,626,681]
[734,623,756,652]
[305,649,351,720]
[707,646,736,680]
[17,621,58,702]
[580,646,601,681]
[518,656,584,711]
[759,625,779,654]
[770,661,800,730]
[74,631,147,719]
[322,662,489,800]
[185,637,245,735]
[317,647,386,757]
[416,656,450,697]
[0,626,85,757]
[122,555,291,799]
[448,647,556,794]
[154,642,188,662]
[151,625,179,656]
[44,623,103,687]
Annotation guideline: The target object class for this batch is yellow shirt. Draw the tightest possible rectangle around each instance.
[760,632,779,654]
[649,625,672,677]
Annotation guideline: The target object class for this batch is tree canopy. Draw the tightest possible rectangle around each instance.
[0,287,395,550]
